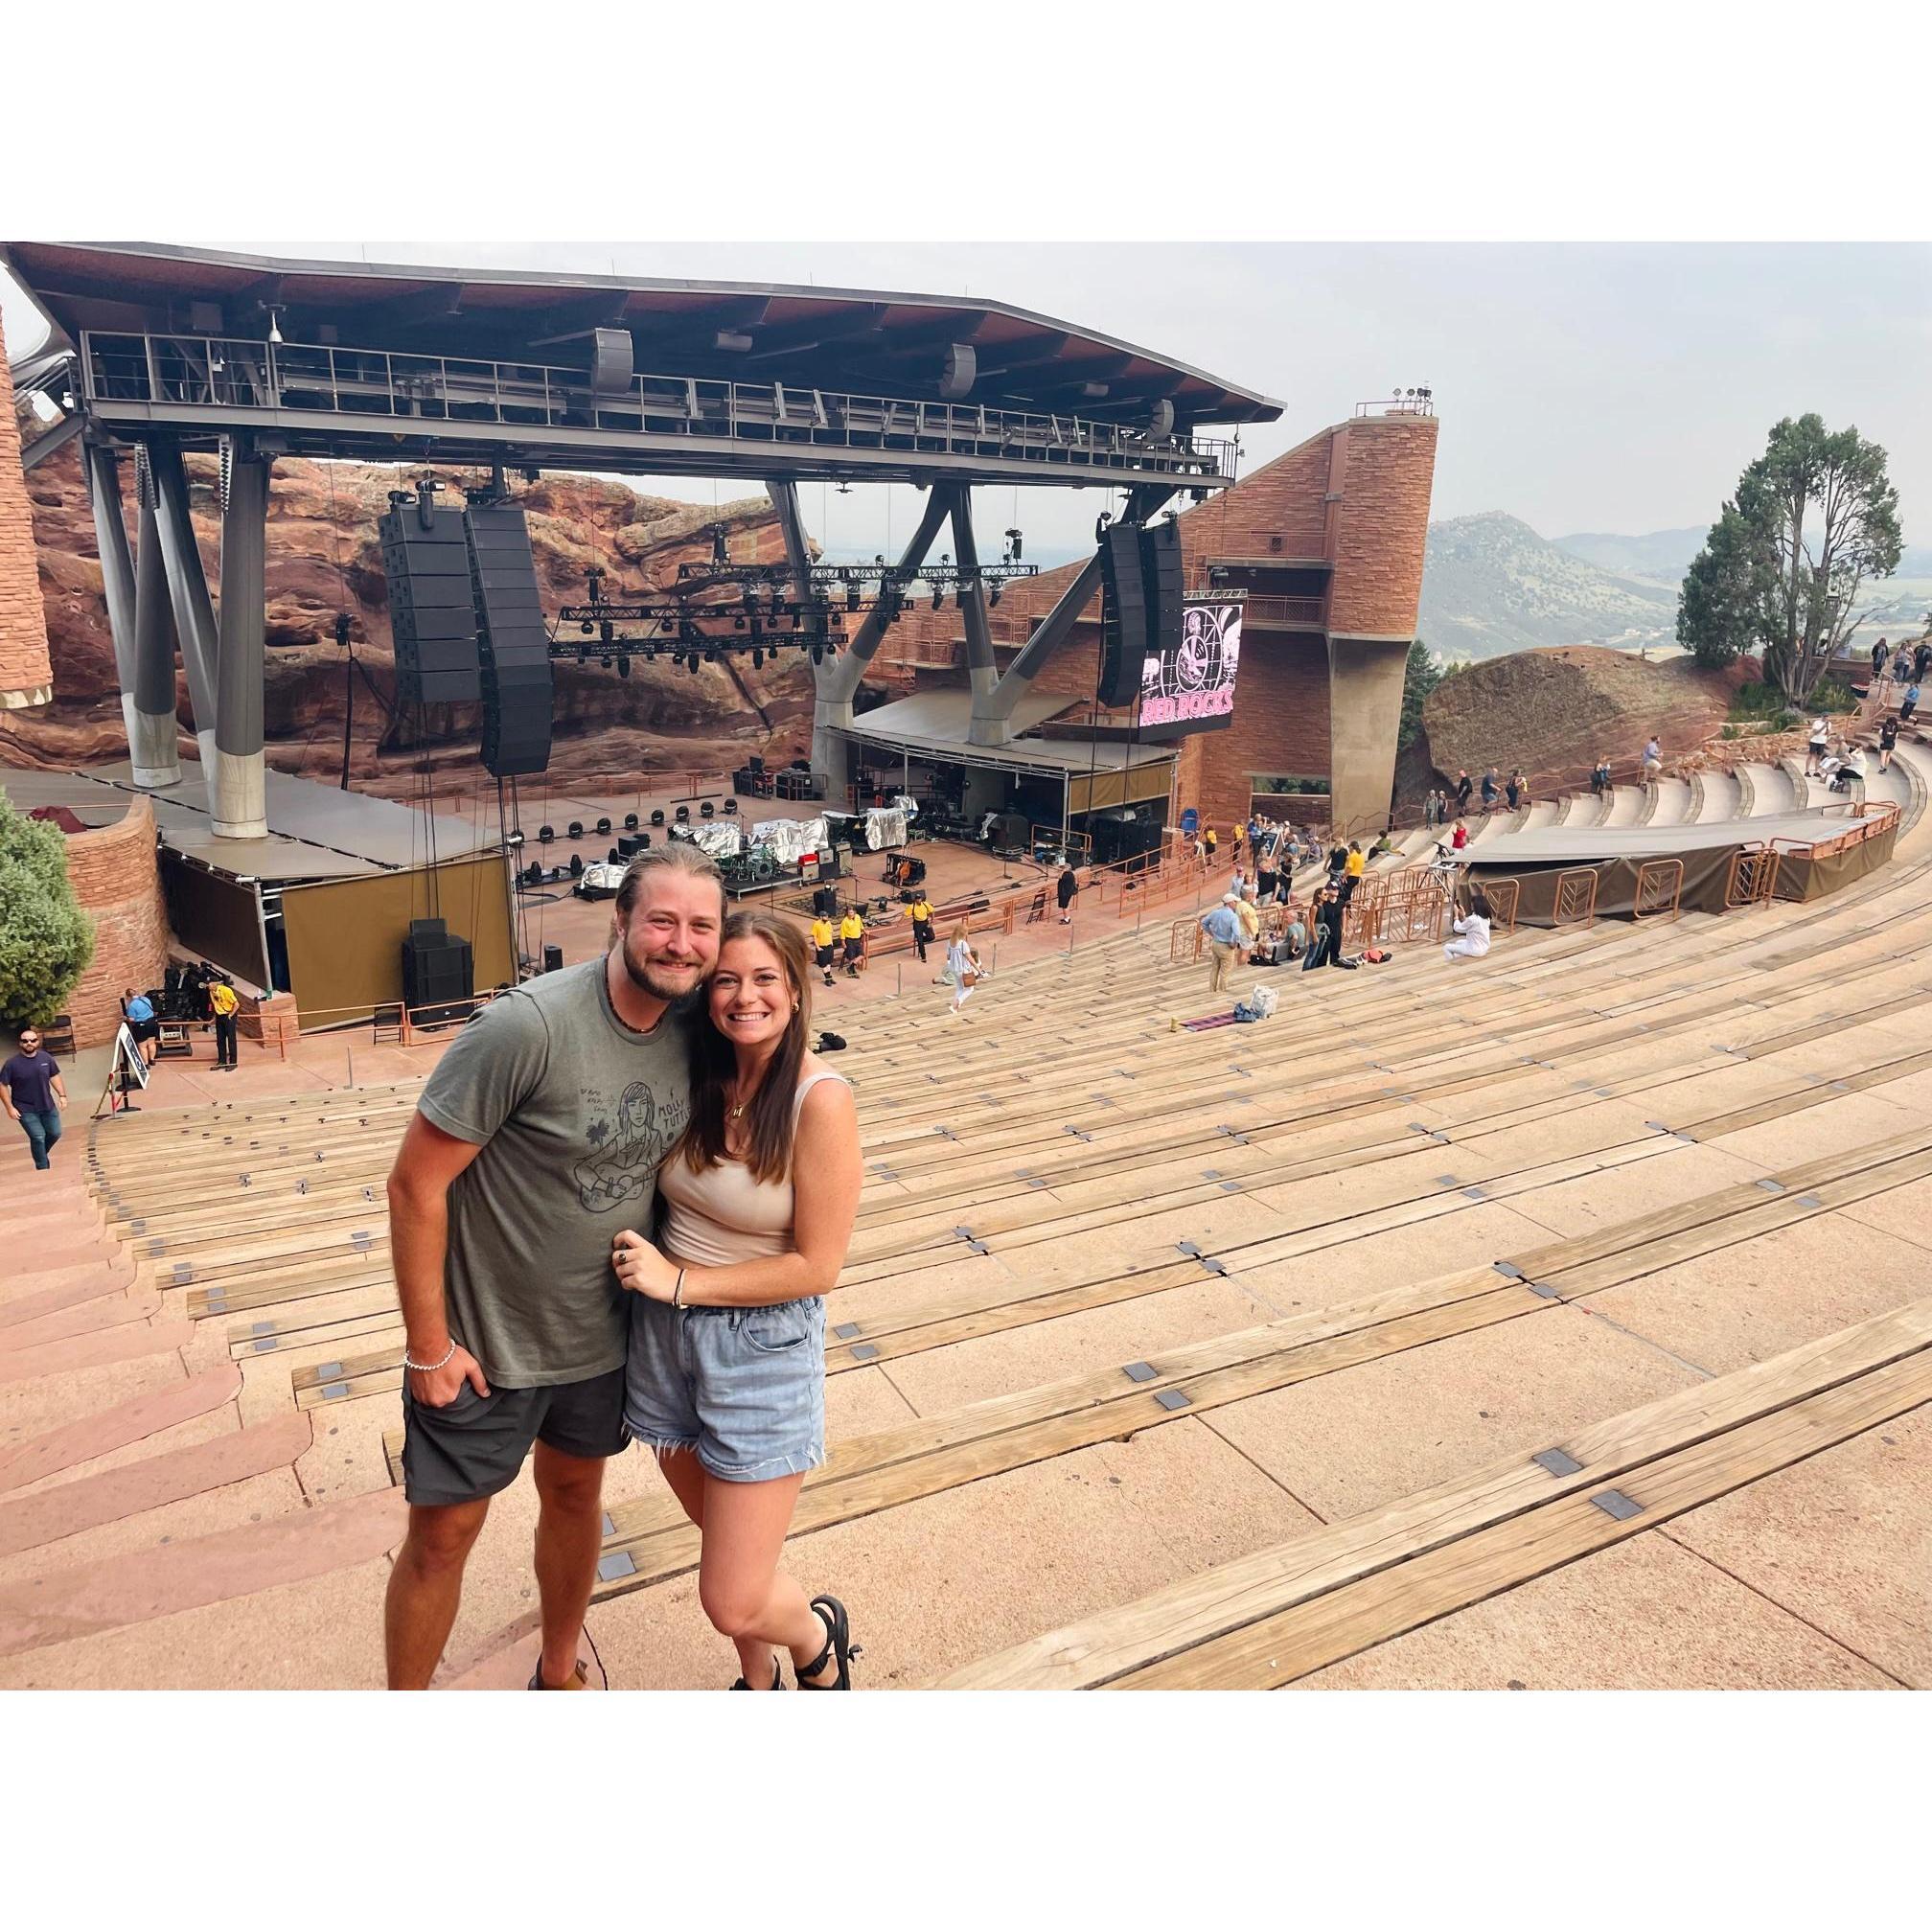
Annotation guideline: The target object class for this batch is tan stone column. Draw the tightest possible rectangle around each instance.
[1325,634,1413,839]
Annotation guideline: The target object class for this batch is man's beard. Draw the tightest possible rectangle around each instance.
[618,934,702,1003]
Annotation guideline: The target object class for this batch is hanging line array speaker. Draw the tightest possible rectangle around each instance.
[380,493,481,705]
[1096,518,1185,709]
[465,502,555,778]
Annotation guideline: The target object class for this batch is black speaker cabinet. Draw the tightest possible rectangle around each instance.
[402,932,473,1014]
[380,501,481,704]
[542,943,564,974]
[1141,518,1184,659]
[465,503,555,778]
[1097,521,1149,708]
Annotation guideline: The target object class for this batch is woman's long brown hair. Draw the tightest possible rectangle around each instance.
[680,909,813,1184]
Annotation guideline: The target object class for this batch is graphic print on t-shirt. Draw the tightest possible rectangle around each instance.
[574,1078,689,1212]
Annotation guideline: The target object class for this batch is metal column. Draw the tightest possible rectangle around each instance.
[211,439,270,838]
[946,484,999,705]
[147,439,221,774]
[83,442,176,788]
[130,457,184,787]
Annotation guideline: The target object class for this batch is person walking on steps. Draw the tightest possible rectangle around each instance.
[3,1026,67,1173]
[381,843,724,1692]
[1915,638,1932,687]
[839,906,864,978]
[1340,840,1366,906]
[1879,714,1898,771]
[946,925,984,1015]
[209,976,241,1070]
[1202,892,1246,996]
[1203,825,1219,869]
[1057,863,1079,925]
[1443,889,1494,964]
[1454,770,1473,816]
[614,912,863,1690]
[1451,818,1470,852]
[1480,768,1499,815]
[1806,715,1829,776]
[1903,683,1922,725]
[811,912,837,989]
[905,893,935,963]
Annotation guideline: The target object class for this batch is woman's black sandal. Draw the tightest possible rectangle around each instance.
[794,1594,861,1690]
[730,1655,784,1690]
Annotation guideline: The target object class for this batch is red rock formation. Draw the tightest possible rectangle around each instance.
[1,445,816,794]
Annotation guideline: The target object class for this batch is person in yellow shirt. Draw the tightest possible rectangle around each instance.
[1231,888,1261,947]
[208,976,242,1071]
[810,915,837,987]
[905,894,936,962]
[839,907,866,978]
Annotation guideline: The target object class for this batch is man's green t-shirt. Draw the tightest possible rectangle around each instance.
[415,958,694,1387]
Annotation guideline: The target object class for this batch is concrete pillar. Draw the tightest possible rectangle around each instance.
[147,439,221,773]
[211,441,270,838]
[1325,634,1413,840]
[805,483,949,790]
[131,469,184,788]
[83,443,180,788]
[0,309,55,710]
[946,485,999,706]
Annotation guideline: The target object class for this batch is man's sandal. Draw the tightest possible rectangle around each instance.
[528,1659,590,1690]
[730,1655,785,1690]
[794,1595,862,1690]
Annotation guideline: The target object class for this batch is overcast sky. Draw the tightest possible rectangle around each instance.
[9,241,1927,560]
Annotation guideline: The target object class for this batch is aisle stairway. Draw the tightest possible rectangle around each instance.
[3,730,1931,1689]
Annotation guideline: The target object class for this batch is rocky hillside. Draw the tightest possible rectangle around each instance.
[1,443,818,796]
[1419,512,1679,660]
[1551,527,1705,583]
[1409,644,1754,802]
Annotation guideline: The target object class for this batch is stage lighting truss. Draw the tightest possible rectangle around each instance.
[554,558,1037,662]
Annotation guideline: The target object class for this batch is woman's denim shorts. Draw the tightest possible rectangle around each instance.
[624,1295,826,1483]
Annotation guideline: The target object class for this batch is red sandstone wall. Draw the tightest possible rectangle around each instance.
[1327,417,1439,636]
[0,310,55,706]
[59,795,171,1047]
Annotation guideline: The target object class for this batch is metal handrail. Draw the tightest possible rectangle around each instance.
[80,330,1236,479]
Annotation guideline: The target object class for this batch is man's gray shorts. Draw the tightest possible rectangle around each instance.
[400,1366,629,1506]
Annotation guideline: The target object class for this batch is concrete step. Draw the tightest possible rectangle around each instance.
[1646,776,1693,827]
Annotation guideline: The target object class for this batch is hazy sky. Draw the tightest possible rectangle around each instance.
[9,241,1927,560]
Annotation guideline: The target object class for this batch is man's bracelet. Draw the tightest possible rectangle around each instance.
[403,1340,457,1373]
[673,1269,686,1308]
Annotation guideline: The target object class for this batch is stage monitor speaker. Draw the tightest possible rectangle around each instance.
[380,499,481,705]
[402,932,473,1014]
[465,503,555,778]
[1097,521,1148,709]
[542,943,564,974]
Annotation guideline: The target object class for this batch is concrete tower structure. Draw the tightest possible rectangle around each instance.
[0,310,55,710]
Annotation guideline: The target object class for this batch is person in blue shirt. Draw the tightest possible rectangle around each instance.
[1201,893,1246,995]
[122,986,159,1067]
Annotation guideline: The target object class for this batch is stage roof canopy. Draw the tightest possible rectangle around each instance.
[2,241,1283,428]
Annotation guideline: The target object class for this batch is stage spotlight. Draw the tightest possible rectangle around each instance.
[752,647,765,668]
[618,656,632,678]
[580,621,594,635]
[705,646,719,664]
[686,653,701,675]
[932,586,945,610]
[733,615,747,630]
[644,643,657,662]
[811,643,825,665]
[989,583,1001,607]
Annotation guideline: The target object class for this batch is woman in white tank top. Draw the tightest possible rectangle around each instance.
[612,909,863,1689]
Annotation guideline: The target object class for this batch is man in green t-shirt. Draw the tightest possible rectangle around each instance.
[382,843,724,1690]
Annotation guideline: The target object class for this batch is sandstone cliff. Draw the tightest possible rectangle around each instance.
[2,441,816,796]
[1411,644,1755,799]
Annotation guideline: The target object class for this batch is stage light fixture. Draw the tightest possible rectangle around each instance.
[751,647,765,668]
[686,653,701,675]
[811,643,825,665]
[733,615,747,631]
[988,584,1001,607]
[845,584,860,612]
[618,656,632,678]
[580,621,594,635]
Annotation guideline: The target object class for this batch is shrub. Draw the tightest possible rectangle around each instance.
[0,794,96,1028]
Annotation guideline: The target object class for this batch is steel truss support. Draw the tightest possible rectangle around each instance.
[968,481,1177,747]
[82,442,181,788]
[943,483,998,705]
[803,482,950,788]
[211,438,272,838]
[146,438,221,775]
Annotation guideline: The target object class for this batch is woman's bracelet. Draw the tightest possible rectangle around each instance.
[403,1339,457,1373]
[673,1269,686,1308]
